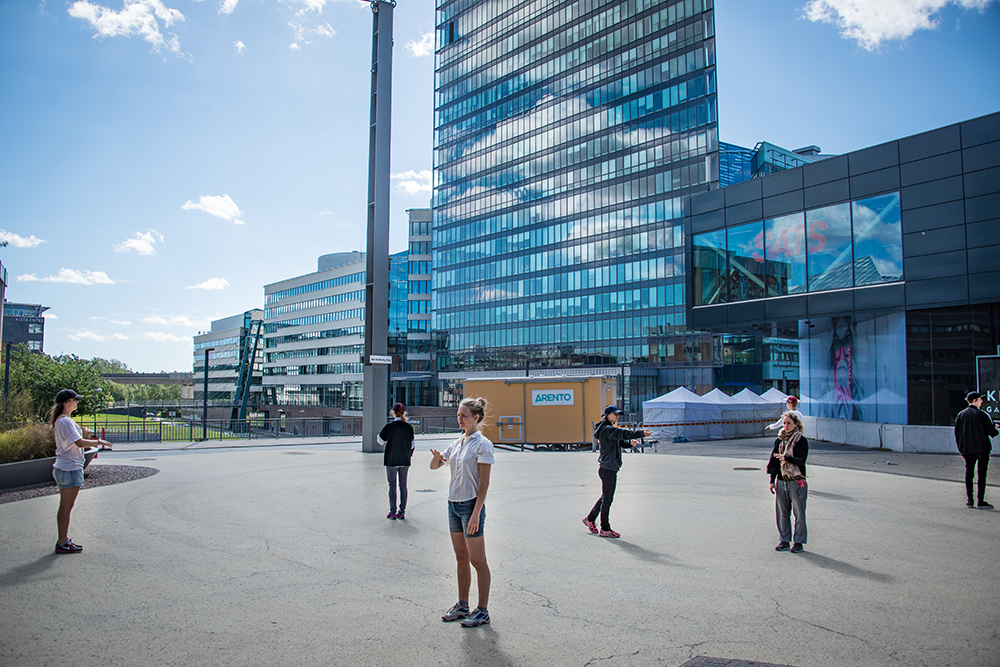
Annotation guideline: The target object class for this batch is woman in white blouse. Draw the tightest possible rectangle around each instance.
[430,397,495,628]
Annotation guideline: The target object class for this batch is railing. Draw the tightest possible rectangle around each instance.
[1,418,365,443]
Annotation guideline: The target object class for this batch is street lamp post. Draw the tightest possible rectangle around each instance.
[203,348,214,441]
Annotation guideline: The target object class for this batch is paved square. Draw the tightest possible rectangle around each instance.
[1,444,997,666]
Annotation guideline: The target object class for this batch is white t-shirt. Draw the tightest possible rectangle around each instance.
[441,430,495,502]
[767,408,805,431]
[53,416,85,471]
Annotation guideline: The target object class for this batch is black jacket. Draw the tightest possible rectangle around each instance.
[594,419,646,472]
[379,420,415,467]
[955,405,998,457]
[767,435,809,483]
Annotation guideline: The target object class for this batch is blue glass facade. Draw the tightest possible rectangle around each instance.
[433,0,719,401]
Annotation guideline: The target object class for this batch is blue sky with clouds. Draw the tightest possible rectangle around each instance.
[0,0,997,373]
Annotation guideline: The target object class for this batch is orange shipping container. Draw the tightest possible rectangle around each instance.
[464,377,618,448]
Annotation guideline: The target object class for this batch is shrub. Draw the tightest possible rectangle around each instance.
[0,423,56,465]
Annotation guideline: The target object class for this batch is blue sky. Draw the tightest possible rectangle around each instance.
[0,0,997,373]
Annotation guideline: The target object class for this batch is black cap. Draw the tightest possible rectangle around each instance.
[55,389,83,403]
[603,405,622,416]
[392,402,406,414]
[967,391,982,403]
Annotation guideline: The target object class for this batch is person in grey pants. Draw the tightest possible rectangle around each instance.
[767,411,809,553]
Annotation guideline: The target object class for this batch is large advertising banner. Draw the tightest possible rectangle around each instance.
[976,355,1000,419]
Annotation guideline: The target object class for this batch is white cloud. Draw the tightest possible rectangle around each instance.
[143,331,190,342]
[290,42,302,50]
[43,312,58,319]
[220,0,238,14]
[143,314,197,326]
[112,333,131,340]
[17,268,114,285]
[114,229,163,255]
[88,316,132,325]
[182,194,244,224]
[70,331,107,342]
[803,0,997,50]
[185,277,230,290]
[0,230,46,248]
[405,31,434,57]
[288,20,335,45]
[391,169,432,195]
[234,39,245,53]
[68,0,186,55]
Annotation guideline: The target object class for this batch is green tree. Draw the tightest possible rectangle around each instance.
[6,345,107,420]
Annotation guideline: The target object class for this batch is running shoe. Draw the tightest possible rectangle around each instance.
[599,529,620,538]
[387,511,397,520]
[790,543,804,553]
[460,607,490,627]
[55,539,82,554]
[582,517,598,534]
[396,510,405,520]
[442,603,470,622]
[775,542,790,552]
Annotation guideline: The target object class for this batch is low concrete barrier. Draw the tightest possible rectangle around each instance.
[801,416,957,453]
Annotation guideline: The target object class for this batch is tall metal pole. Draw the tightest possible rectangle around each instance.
[203,347,214,440]
[3,342,11,422]
[362,0,394,453]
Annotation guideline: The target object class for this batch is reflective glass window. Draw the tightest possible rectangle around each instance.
[764,212,806,296]
[852,192,902,286]
[727,222,765,301]
[806,203,852,290]
[692,229,726,305]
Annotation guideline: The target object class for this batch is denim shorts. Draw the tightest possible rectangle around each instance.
[448,498,485,537]
[53,467,84,489]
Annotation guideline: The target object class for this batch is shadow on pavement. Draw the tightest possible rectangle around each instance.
[611,539,690,567]
[0,554,59,587]
[798,551,894,583]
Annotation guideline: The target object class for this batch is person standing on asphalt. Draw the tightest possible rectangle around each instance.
[954,391,998,509]
[768,412,809,553]
[377,402,415,520]
[583,406,651,539]
[430,397,494,628]
[49,388,112,554]
[766,395,804,431]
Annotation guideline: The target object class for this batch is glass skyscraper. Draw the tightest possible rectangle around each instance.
[432,0,720,406]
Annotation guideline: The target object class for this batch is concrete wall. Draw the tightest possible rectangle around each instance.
[801,416,957,454]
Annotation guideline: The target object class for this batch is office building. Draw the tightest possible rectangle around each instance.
[687,111,1000,426]
[2,302,48,353]
[433,0,720,408]
[193,310,264,412]
[261,252,367,415]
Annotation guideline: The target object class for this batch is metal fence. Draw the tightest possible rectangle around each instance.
[0,418,365,444]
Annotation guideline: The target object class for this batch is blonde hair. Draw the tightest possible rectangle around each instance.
[460,397,488,425]
[781,411,804,431]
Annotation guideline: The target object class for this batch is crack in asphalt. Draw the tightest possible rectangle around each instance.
[583,650,641,666]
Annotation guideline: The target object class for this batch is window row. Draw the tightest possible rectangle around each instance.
[264,308,365,333]
[264,363,364,377]
[264,290,364,319]
[264,325,364,347]
[195,336,238,350]
[435,283,685,330]
[265,344,364,362]
[692,192,902,306]
[265,271,366,305]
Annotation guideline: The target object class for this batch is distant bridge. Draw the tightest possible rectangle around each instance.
[101,373,194,386]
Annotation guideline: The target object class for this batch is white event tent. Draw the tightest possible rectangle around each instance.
[643,387,787,442]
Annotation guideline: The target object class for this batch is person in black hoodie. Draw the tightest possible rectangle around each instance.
[582,406,651,538]
[767,412,809,553]
[954,391,998,509]
[378,403,415,520]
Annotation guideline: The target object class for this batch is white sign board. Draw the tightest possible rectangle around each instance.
[531,389,575,406]
[369,355,393,365]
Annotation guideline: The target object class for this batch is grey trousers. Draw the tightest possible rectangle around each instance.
[386,466,409,512]
[775,478,807,544]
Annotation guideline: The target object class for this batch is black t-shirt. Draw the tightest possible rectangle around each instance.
[379,420,415,467]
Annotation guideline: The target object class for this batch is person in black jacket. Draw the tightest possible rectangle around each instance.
[582,406,651,538]
[767,412,809,553]
[378,403,416,519]
[954,391,998,509]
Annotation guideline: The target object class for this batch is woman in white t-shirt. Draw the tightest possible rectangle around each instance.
[430,397,495,628]
[49,388,112,554]
[766,396,805,431]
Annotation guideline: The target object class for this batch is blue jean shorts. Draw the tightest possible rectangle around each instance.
[53,467,84,489]
[448,499,485,537]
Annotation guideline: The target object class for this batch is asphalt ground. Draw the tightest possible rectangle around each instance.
[0,435,997,666]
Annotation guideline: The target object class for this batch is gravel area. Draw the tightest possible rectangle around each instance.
[0,464,159,504]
